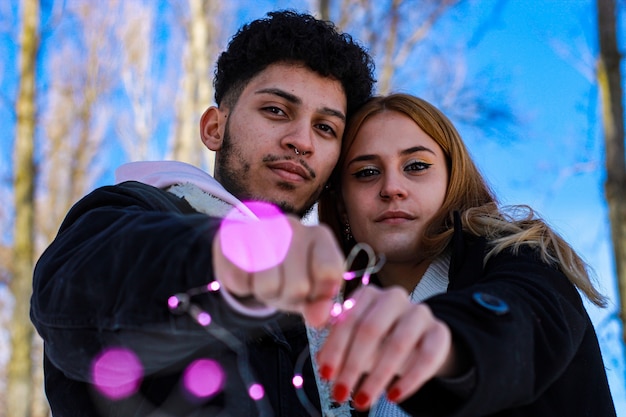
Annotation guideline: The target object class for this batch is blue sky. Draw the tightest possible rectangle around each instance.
[1,0,625,412]
[451,1,625,411]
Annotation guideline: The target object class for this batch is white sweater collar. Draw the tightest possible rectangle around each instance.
[115,160,257,219]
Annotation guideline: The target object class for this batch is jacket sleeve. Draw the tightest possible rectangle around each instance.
[30,181,267,382]
[399,247,591,416]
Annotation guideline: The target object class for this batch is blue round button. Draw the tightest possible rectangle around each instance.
[472,292,509,315]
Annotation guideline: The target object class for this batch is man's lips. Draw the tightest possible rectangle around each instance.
[374,210,415,223]
[267,161,313,182]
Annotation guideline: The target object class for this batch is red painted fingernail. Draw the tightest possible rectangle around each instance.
[332,383,350,403]
[354,391,370,409]
[387,387,402,402]
[319,364,333,380]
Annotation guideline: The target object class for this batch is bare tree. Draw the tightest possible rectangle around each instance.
[323,0,461,93]
[318,0,513,135]
[115,0,166,162]
[168,0,222,172]
[7,0,39,416]
[597,0,625,344]
[37,1,119,243]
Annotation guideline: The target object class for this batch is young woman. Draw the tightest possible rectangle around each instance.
[316,93,616,416]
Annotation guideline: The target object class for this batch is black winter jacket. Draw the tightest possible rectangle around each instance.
[31,181,616,416]
[394,227,616,416]
[31,181,320,416]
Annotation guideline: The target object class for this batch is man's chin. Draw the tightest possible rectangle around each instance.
[240,195,299,216]
[241,188,318,218]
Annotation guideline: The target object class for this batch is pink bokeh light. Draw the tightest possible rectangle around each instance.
[183,359,225,399]
[197,311,212,326]
[219,202,293,273]
[167,295,180,309]
[91,347,143,400]
[330,303,343,318]
[292,374,304,388]
[248,383,265,401]
[343,298,356,310]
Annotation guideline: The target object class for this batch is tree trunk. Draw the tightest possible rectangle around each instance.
[169,0,217,172]
[7,0,39,416]
[318,0,330,20]
[597,0,626,342]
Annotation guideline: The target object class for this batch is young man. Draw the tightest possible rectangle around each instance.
[31,10,375,416]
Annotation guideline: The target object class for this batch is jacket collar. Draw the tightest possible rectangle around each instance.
[448,211,487,291]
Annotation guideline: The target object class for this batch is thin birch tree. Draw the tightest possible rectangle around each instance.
[7,0,39,416]
[169,0,221,172]
[597,0,626,347]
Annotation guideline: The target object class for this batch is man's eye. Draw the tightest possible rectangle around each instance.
[406,161,432,172]
[353,168,379,178]
[263,106,286,116]
[316,123,336,137]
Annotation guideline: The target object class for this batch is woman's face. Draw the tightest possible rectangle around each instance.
[341,110,448,263]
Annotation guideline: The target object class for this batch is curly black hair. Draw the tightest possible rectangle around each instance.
[214,10,375,118]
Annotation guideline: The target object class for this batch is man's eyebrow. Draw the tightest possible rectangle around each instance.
[255,88,346,121]
[320,107,346,122]
[256,88,301,104]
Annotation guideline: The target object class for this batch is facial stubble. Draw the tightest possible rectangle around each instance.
[214,121,321,218]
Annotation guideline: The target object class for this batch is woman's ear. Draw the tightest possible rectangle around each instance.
[200,106,227,151]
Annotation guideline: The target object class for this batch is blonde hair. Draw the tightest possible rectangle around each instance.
[318,93,606,307]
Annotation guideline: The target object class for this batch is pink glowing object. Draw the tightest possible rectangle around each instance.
[197,312,211,326]
[343,271,356,281]
[330,303,343,317]
[91,348,143,400]
[343,298,356,310]
[183,359,225,399]
[249,383,265,400]
[219,202,293,273]
[292,374,304,388]
[167,295,179,309]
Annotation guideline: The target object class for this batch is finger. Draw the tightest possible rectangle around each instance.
[250,217,304,309]
[351,304,429,410]
[302,297,336,328]
[386,316,452,404]
[212,232,252,296]
[278,223,314,308]
[250,265,284,306]
[330,287,409,405]
[315,287,377,383]
[307,224,345,298]
[316,286,410,405]
[302,225,344,326]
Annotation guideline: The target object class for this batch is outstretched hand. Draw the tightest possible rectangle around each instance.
[315,285,456,410]
[212,213,345,327]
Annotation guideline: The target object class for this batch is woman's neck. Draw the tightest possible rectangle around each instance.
[377,259,431,294]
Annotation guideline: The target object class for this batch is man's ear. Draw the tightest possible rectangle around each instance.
[200,106,227,151]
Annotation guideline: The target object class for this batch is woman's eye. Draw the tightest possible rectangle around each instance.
[353,167,379,178]
[405,161,432,172]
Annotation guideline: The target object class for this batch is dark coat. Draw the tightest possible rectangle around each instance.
[31,181,320,416]
[30,180,616,416]
[396,229,617,416]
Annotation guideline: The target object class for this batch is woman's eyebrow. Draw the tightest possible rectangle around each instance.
[401,145,436,156]
[346,145,436,167]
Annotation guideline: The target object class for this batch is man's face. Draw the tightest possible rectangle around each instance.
[208,63,347,217]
